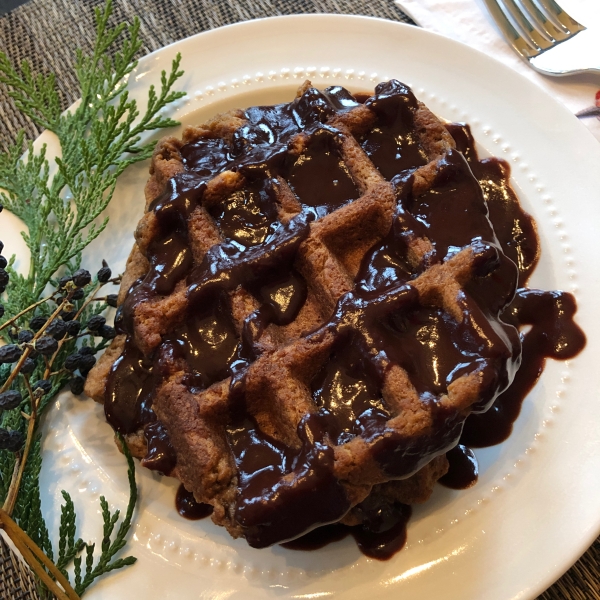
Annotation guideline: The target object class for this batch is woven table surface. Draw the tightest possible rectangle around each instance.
[0,1,598,598]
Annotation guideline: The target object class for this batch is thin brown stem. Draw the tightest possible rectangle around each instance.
[0,292,57,332]
[2,283,103,519]
[2,455,21,511]
[0,299,66,395]
[42,282,101,380]
[2,377,37,516]
[0,508,80,600]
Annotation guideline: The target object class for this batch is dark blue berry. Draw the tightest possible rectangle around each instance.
[78,354,96,375]
[17,330,34,344]
[71,288,84,300]
[66,320,81,336]
[0,269,8,287]
[72,269,91,288]
[0,304,3,318]
[0,256,7,269]
[69,376,85,395]
[33,380,52,395]
[97,266,112,283]
[79,346,95,356]
[64,353,81,371]
[106,294,118,308]
[87,315,106,332]
[99,325,116,340]
[35,336,58,356]
[46,320,67,340]
[0,390,22,411]
[20,357,36,375]
[29,316,47,331]
[0,240,3,252]
[60,310,76,322]
[0,428,24,452]
[0,344,22,363]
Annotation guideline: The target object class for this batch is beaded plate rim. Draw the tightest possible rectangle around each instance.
[33,15,600,600]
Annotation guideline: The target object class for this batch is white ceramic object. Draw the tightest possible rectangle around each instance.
[18,14,600,600]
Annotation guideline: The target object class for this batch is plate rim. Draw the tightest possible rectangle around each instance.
[25,13,600,600]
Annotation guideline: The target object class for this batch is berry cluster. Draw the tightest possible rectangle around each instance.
[0,245,120,453]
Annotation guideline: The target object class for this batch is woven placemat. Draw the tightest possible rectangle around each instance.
[0,535,40,599]
[0,1,598,598]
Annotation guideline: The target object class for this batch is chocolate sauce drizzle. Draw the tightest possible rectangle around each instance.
[446,124,586,450]
[283,502,412,560]
[104,82,585,557]
[361,80,427,179]
[439,444,479,489]
[176,484,213,520]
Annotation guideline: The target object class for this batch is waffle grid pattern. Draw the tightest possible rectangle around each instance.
[0,1,596,598]
[87,82,521,546]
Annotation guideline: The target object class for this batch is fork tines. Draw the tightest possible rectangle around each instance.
[482,0,586,59]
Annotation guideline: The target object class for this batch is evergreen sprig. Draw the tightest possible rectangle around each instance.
[0,0,185,300]
[0,432,138,599]
[0,0,185,596]
[72,436,137,595]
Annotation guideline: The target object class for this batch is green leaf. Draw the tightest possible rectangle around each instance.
[56,491,84,579]
[73,433,138,596]
[0,0,183,594]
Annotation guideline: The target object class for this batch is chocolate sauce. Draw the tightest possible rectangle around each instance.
[105,341,157,434]
[283,502,412,560]
[362,80,427,179]
[141,421,177,475]
[228,407,351,547]
[285,128,359,218]
[162,293,239,391]
[446,124,539,285]
[462,289,586,446]
[281,523,349,550]
[104,82,585,558]
[439,444,478,489]
[175,484,213,520]
[311,335,390,443]
[180,138,231,178]
[444,125,586,447]
[247,268,307,325]
[352,502,412,560]
[404,150,496,262]
[208,179,279,248]
[146,174,206,296]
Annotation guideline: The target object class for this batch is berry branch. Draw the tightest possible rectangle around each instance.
[0,0,185,595]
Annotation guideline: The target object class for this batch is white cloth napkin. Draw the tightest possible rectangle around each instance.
[395,0,600,141]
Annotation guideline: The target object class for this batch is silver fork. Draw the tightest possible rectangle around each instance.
[481,0,600,75]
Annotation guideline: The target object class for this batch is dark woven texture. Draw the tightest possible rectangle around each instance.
[0,0,412,147]
[0,1,597,598]
[0,536,40,599]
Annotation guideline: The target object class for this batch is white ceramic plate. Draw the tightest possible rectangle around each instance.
[22,14,600,600]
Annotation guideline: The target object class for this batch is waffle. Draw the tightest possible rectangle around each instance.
[85,80,522,548]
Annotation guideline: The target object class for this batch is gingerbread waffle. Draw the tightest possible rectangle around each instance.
[85,80,522,548]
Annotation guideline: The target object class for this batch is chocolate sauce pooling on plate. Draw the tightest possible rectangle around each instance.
[104,83,585,556]
[283,502,412,560]
[445,124,586,450]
